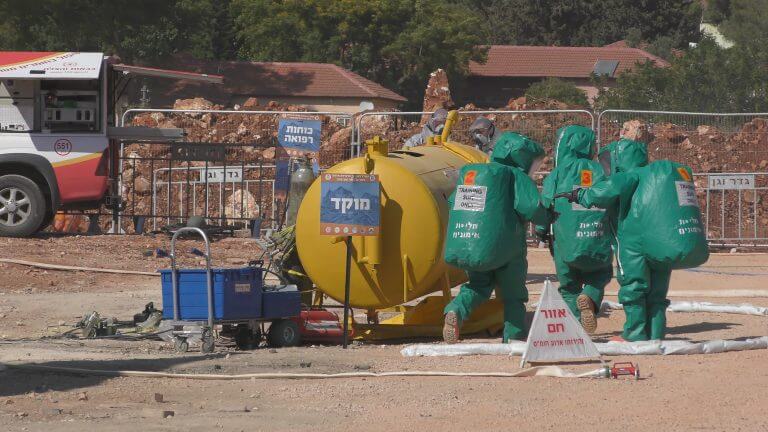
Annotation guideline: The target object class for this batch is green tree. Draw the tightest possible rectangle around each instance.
[703,0,731,24]
[0,0,229,62]
[459,0,701,49]
[231,0,487,107]
[719,0,768,51]
[595,38,768,112]
[525,78,589,107]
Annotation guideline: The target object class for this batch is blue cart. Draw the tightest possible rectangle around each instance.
[162,227,301,353]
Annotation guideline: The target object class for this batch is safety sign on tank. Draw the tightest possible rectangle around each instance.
[320,174,380,236]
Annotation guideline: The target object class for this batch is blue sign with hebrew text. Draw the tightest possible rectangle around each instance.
[278,119,322,152]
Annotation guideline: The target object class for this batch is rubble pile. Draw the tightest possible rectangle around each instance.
[103,75,767,241]
[419,69,454,124]
[600,118,768,239]
[113,98,355,232]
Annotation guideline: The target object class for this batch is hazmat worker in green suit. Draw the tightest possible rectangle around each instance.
[535,125,613,334]
[558,138,706,341]
[443,132,547,344]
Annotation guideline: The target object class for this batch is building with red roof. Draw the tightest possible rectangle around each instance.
[461,44,669,106]
[148,58,406,112]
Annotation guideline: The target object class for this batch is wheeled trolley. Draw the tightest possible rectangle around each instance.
[163,227,218,353]
[160,227,304,353]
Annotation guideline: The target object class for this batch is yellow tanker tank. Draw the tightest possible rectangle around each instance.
[296,137,486,309]
[296,112,502,339]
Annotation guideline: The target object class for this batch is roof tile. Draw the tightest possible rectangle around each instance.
[470,45,669,78]
[180,60,406,102]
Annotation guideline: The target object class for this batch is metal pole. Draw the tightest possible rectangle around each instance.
[342,235,352,349]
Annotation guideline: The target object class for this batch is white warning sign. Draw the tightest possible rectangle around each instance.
[675,181,699,207]
[453,185,487,212]
[520,280,601,366]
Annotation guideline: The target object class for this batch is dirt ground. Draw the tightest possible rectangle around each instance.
[1,235,768,431]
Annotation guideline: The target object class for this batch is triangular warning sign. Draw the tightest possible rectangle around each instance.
[520,279,602,367]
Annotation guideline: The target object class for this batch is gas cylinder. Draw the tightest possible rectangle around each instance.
[295,137,487,309]
[285,156,316,226]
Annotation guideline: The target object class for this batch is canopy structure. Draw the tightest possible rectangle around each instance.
[0,52,104,79]
[0,52,224,83]
[112,64,223,84]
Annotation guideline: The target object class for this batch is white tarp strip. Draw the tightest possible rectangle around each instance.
[600,300,768,316]
[1,362,609,380]
[401,337,768,357]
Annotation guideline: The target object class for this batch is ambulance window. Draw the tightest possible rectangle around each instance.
[0,79,36,132]
[39,79,100,133]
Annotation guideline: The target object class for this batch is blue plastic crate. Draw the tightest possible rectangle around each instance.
[160,267,263,321]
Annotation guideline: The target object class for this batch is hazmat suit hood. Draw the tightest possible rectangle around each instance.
[553,125,595,167]
[490,132,545,174]
[598,139,648,175]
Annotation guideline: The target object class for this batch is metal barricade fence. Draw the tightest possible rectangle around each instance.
[113,109,355,233]
[598,110,768,245]
[355,109,595,164]
[694,173,768,246]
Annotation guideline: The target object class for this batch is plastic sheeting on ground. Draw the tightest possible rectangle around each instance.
[401,337,768,357]
[600,300,768,317]
[1,362,609,380]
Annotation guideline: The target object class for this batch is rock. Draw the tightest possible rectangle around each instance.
[243,97,259,108]
[354,364,371,371]
[154,393,164,403]
[237,123,248,136]
[300,362,311,368]
[77,392,88,401]
[730,247,738,254]
[134,177,151,195]
[759,160,768,169]
[621,119,652,142]
[506,96,527,110]
[162,410,175,419]
[173,97,214,111]
[4,399,14,405]
[321,127,353,166]
[420,69,454,118]
[16,411,28,418]
[261,147,276,160]
[45,408,62,416]
[226,189,260,219]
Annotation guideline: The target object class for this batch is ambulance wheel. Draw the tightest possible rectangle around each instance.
[267,320,301,348]
[634,364,640,380]
[173,337,189,353]
[201,329,215,353]
[0,175,46,238]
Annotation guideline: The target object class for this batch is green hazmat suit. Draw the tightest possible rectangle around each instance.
[535,125,613,322]
[576,138,709,341]
[444,132,548,342]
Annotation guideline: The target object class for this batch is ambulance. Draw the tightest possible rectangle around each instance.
[0,52,221,236]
